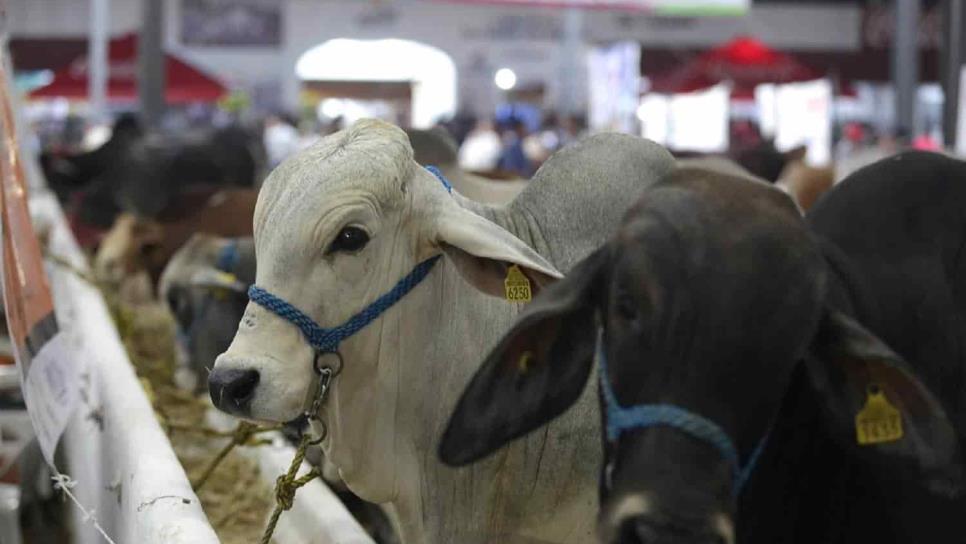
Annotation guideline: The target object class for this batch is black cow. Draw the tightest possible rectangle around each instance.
[672,142,806,184]
[439,152,965,544]
[43,116,259,232]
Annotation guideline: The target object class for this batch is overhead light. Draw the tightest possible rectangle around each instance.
[494,68,517,91]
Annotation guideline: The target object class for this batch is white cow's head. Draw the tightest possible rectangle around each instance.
[209,119,559,432]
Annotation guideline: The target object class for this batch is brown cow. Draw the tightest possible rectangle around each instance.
[776,160,836,212]
[94,187,257,289]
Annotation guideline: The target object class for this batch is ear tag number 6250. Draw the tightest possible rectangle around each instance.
[504,265,532,302]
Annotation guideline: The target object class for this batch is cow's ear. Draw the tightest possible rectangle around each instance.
[784,145,808,163]
[438,247,606,466]
[804,310,963,495]
[433,204,562,298]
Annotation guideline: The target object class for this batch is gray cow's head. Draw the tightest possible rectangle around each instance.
[208,119,559,428]
[160,235,254,392]
[440,167,960,544]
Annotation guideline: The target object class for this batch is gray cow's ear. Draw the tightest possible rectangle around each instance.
[433,204,562,298]
[438,247,607,466]
[805,310,963,496]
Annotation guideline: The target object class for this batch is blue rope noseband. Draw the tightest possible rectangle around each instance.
[248,256,440,353]
[599,349,768,494]
[246,166,450,354]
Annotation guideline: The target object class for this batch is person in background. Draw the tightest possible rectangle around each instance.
[835,122,865,163]
[558,114,584,148]
[497,118,532,176]
[458,118,502,172]
[521,112,561,170]
[263,113,300,169]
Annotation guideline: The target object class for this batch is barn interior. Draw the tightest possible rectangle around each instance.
[0,1,964,543]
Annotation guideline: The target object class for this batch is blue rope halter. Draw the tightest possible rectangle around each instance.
[598,349,769,494]
[248,256,440,353]
[246,166,450,354]
[424,165,453,193]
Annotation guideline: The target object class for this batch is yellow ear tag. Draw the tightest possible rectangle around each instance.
[212,272,238,300]
[504,265,532,302]
[855,386,903,445]
[215,271,238,285]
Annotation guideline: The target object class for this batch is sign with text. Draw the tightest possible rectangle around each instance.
[0,58,78,465]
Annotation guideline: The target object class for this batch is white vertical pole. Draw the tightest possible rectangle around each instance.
[88,0,109,124]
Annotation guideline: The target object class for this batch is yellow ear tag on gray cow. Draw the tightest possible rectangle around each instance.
[855,386,903,445]
[212,271,238,300]
[504,265,532,302]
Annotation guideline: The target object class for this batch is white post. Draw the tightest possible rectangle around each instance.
[88,0,109,124]
[558,7,583,115]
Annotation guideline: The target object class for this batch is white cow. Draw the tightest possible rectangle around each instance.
[210,119,674,543]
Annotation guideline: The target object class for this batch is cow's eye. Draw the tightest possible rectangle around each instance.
[328,226,369,254]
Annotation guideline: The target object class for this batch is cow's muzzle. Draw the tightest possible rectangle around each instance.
[208,367,260,415]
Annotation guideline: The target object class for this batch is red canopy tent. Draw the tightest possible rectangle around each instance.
[30,33,227,103]
[649,36,819,97]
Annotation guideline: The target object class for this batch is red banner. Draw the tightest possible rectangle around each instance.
[0,61,57,374]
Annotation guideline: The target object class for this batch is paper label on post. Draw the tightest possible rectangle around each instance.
[22,333,78,465]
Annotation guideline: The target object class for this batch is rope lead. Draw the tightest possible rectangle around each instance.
[259,433,320,544]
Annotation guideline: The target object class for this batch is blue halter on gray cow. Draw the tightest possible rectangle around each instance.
[440,151,965,544]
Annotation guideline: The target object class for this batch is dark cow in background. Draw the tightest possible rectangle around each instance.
[672,142,806,184]
[441,152,965,543]
[673,143,835,213]
[94,187,258,289]
[41,114,260,248]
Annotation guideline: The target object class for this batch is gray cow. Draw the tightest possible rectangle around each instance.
[159,235,255,392]
[208,119,675,543]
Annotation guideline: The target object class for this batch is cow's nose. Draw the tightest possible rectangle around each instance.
[614,516,730,544]
[208,368,260,415]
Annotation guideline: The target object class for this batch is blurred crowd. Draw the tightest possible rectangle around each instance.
[259,109,589,177]
[31,102,947,192]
